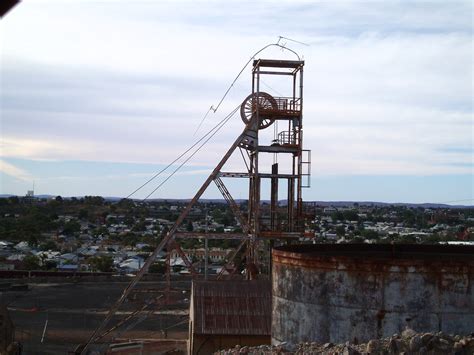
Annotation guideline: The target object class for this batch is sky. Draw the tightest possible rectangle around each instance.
[0,0,472,204]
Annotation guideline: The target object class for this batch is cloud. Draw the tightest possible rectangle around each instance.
[0,159,32,182]
[0,1,472,199]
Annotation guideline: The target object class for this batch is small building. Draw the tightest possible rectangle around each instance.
[0,264,14,271]
[189,280,271,355]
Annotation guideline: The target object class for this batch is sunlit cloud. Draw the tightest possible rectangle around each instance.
[0,159,32,182]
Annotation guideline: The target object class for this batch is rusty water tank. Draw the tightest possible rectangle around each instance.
[272,244,474,345]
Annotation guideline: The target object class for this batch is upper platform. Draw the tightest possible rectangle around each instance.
[253,59,305,69]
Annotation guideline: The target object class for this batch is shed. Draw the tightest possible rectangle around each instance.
[189,279,271,354]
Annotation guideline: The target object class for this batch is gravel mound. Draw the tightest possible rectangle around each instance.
[214,329,474,354]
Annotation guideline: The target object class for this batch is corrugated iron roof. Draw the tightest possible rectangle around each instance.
[191,280,271,336]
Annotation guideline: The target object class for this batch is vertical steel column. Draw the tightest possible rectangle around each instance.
[204,237,208,280]
[287,177,295,232]
[270,163,279,231]
[254,64,260,239]
[248,153,255,230]
[248,69,255,234]
[296,66,304,230]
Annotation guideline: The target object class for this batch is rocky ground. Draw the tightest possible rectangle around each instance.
[215,329,474,354]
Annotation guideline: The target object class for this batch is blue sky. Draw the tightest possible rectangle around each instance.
[0,0,472,204]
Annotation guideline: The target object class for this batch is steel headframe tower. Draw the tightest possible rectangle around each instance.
[235,59,311,275]
[80,59,311,352]
[170,58,311,277]
[243,59,309,240]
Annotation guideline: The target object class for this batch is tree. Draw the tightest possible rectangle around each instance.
[149,262,166,274]
[88,256,114,272]
[22,255,41,270]
[42,260,57,270]
[8,196,20,205]
[186,220,194,232]
[84,196,104,206]
[78,209,89,220]
[27,234,39,247]
[335,226,345,237]
[39,240,58,251]
[343,210,359,222]
[63,220,81,235]
[132,219,146,232]
[361,229,379,240]
[122,233,139,247]
[118,198,134,209]
[140,245,155,252]
[331,211,344,222]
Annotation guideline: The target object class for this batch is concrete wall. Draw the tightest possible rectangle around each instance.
[272,244,474,345]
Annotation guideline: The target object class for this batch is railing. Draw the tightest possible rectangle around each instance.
[301,149,311,188]
[278,130,296,145]
[274,97,301,113]
[260,97,301,115]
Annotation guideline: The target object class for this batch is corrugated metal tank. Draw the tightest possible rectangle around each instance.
[272,244,474,345]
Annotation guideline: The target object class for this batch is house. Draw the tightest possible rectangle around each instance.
[6,254,25,263]
[14,241,31,252]
[58,264,79,271]
[77,247,98,257]
[59,253,79,265]
[35,251,61,264]
[118,257,144,272]
[189,280,271,355]
[136,243,150,250]
[0,241,12,249]
[323,207,337,214]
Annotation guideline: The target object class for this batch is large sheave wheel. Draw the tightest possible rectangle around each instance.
[240,92,277,129]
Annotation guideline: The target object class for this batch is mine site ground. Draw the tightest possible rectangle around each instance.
[0,278,190,354]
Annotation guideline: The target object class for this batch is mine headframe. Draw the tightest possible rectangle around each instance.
[79,59,311,353]
[171,59,311,276]
[236,59,309,239]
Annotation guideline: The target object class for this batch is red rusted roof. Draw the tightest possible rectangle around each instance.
[191,280,271,336]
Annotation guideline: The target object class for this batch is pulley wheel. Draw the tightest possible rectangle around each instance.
[240,92,277,129]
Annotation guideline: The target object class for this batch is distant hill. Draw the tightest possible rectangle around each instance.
[0,195,471,208]
[302,201,473,209]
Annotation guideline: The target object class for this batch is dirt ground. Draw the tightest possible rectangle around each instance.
[0,279,191,354]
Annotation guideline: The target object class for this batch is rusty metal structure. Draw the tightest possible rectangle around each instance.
[189,280,271,354]
[0,0,19,18]
[272,243,474,345]
[81,58,310,353]
[167,58,310,278]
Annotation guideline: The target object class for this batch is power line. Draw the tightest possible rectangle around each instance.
[193,38,302,135]
[277,35,310,47]
[125,105,239,199]
[142,105,239,200]
[260,78,284,97]
[128,39,302,198]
